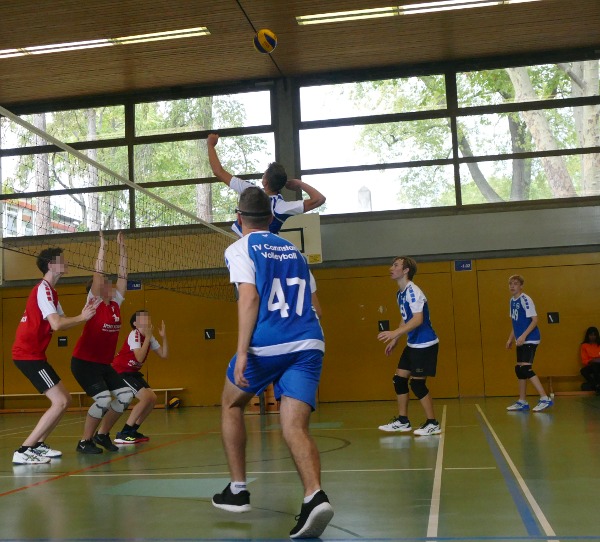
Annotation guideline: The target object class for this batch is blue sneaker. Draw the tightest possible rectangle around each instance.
[533,398,553,412]
[507,400,530,411]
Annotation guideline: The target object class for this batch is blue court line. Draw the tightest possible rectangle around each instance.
[476,412,543,537]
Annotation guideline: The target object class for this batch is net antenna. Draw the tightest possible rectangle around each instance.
[0,104,237,300]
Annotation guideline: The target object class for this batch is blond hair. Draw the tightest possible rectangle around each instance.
[508,274,524,285]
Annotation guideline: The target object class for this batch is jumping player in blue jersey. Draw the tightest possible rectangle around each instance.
[377,256,441,436]
[505,275,553,412]
[206,133,326,237]
[211,187,333,539]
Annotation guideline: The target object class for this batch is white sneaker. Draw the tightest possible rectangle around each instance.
[13,449,51,465]
[532,398,553,412]
[507,401,530,411]
[378,416,412,432]
[413,421,442,436]
[34,442,62,458]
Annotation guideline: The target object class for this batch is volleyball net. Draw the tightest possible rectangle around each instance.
[0,105,237,301]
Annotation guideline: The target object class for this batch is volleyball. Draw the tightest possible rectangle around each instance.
[254,29,277,54]
[167,397,181,409]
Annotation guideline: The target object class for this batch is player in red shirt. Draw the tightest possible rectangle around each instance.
[109,310,168,444]
[71,231,134,454]
[12,247,96,465]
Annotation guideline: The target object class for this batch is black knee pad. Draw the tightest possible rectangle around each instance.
[515,364,535,380]
[393,374,409,395]
[410,378,429,399]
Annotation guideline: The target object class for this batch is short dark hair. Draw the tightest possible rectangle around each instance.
[238,186,272,229]
[263,162,287,192]
[37,247,64,274]
[130,309,148,329]
[393,256,417,280]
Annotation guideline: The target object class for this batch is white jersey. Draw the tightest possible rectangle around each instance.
[229,177,304,237]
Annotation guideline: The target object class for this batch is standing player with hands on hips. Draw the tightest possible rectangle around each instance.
[505,274,553,412]
[211,186,333,539]
[377,256,441,436]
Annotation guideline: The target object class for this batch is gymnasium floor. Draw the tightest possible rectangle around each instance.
[1,396,599,542]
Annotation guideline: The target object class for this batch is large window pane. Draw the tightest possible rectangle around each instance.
[137,183,240,225]
[135,91,272,136]
[1,190,130,237]
[300,120,452,170]
[457,105,600,156]
[302,166,456,214]
[134,134,275,183]
[460,153,600,204]
[457,61,600,107]
[1,147,128,194]
[300,76,446,121]
[0,107,125,149]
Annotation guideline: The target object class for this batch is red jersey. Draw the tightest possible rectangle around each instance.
[72,291,124,364]
[12,280,64,361]
[112,329,160,374]
[581,343,600,366]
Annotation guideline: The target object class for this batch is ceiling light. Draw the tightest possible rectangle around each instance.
[296,0,541,25]
[0,27,210,60]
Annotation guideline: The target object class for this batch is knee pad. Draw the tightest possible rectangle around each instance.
[393,374,409,395]
[515,365,535,380]
[88,392,111,419]
[110,387,134,414]
[410,378,429,399]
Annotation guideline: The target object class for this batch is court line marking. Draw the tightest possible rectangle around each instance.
[476,404,557,538]
[0,429,213,498]
[444,466,496,470]
[427,404,447,540]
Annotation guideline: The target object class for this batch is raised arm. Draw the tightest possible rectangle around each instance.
[285,178,326,212]
[116,231,128,297]
[207,133,234,186]
[90,230,106,297]
[155,320,168,359]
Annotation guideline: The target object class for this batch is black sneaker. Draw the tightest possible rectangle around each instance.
[132,431,149,442]
[290,490,334,539]
[93,432,118,452]
[76,439,103,454]
[212,484,251,513]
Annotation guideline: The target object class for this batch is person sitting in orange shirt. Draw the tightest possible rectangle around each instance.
[580,326,600,394]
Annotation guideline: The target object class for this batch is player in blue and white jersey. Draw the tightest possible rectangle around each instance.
[207,133,326,236]
[377,256,441,436]
[212,187,333,540]
[505,274,552,412]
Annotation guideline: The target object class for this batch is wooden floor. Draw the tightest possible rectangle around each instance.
[1,396,600,541]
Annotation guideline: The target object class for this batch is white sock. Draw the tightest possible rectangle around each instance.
[518,399,528,404]
[540,396,549,401]
[230,482,247,494]
[303,489,321,503]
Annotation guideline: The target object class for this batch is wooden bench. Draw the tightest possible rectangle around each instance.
[0,388,184,411]
[541,375,593,396]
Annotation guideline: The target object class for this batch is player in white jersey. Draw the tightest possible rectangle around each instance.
[377,256,442,436]
[212,187,333,540]
[505,274,553,412]
[206,133,326,237]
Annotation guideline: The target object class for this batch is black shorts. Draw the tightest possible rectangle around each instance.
[119,372,150,395]
[71,357,129,397]
[398,343,439,377]
[13,359,61,393]
[516,344,538,364]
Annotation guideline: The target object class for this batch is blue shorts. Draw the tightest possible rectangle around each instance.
[226,350,323,410]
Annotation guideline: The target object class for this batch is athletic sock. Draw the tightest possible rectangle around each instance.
[303,489,321,503]
[17,446,30,453]
[398,415,409,424]
[132,423,140,431]
[122,423,135,434]
[230,482,247,494]
[427,419,438,425]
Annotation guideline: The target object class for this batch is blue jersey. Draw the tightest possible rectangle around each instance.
[510,294,540,344]
[397,282,439,348]
[225,231,324,356]
[229,177,304,237]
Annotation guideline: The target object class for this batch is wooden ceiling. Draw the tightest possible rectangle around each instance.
[1,0,599,106]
